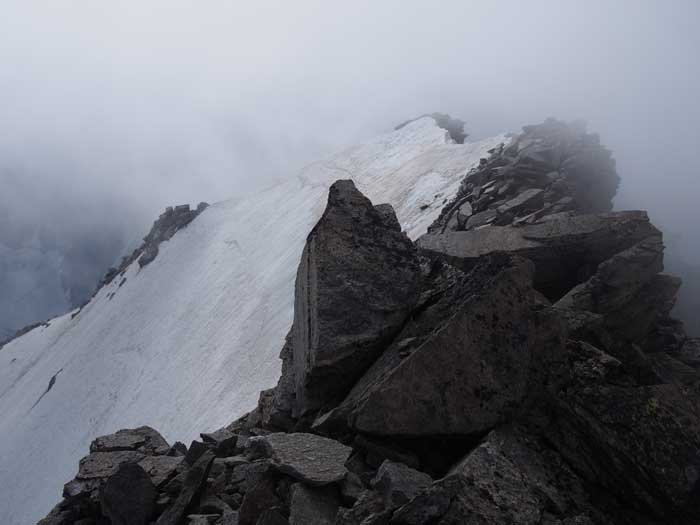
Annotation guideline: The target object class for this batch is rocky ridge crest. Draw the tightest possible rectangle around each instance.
[41,120,700,525]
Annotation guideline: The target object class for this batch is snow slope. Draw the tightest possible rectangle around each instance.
[0,118,505,524]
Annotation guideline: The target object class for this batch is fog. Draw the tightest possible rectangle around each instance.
[1,0,698,336]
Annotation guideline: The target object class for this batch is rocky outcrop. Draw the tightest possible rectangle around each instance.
[42,120,699,525]
[395,113,468,144]
[289,180,421,416]
[97,201,209,289]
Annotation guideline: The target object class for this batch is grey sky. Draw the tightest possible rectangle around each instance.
[1,1,699,332]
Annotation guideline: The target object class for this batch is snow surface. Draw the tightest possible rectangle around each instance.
[0,117,504,524]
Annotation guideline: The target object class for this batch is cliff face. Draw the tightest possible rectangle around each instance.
[40,120,700,525]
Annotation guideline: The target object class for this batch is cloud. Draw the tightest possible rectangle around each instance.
[1,0,699,333]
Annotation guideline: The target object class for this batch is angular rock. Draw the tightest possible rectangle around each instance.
[464,208,497,229]
[288,483,340,525]
[138,455,184,489]
[333,256,566,436]
[370,461,432,510]
[291,180,422,415]
[496,188,544,216]
[419,210,660,299]
[157,450,215,525]
[100,463,156,525]
[90,426,170,456]
[392,428,603,525]
[555,236,664,313]
[550,357,700,519]
[238,473,282,525]
[248,433,351,485]
[255,509,288,525]
[201,427,239,456]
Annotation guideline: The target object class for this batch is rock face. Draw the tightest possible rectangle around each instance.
[290,179,421,415]
[41,119,700,525]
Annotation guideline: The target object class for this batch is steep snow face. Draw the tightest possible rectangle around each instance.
[0,117,505,524]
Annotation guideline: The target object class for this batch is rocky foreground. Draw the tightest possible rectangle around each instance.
[41,120,700,524]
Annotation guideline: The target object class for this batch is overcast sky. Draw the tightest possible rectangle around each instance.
[1,1,699,332]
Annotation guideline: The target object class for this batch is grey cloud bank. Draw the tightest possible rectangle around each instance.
[1,0,698,334]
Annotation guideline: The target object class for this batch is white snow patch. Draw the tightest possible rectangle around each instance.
[0,117,505,524]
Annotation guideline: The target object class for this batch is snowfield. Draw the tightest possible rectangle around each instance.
[0,118,504,524]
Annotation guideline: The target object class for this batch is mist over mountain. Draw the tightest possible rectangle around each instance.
[1,0,699,338]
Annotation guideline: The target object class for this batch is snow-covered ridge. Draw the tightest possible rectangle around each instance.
[0,117,505,524]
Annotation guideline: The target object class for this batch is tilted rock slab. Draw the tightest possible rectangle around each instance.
[328,255,567,437]
[418,210,660,299]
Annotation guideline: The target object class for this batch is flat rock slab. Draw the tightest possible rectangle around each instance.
[251,433,351,486]
[90,426,170,456]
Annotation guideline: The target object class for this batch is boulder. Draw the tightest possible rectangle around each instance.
[288,483,340,525]
[419,210,660,299]
[138,455,184,489]
[248,433,351,485]
[555,236,664,313]
[549,344,700,519]
[100,463,156,525]
[370,461,432,510]
[157,451,215,525]
[331,256,566,436]
[291,179,421,414]
[392,428,604,525]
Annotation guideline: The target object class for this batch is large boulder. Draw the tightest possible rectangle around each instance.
[419,210,660,300]
[324,255,566,437]
[100,463,156,525]
[291,179,422,415]
[547,342,700,520]
[392,428,608,525]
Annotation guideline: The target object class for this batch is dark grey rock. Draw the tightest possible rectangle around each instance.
[99,463,156,525]
[419,210,660,300]
[288,483,339,525]
[392,428,603,524]
[334,257,566,436]
[370,461,432,510]
[496,188,545,216]
[138,455,184,489]
[255,508,288,525]
[249,433,351,485]
[464,208,497,229]
[291,179,421,415]
[90,426,169,456]
[157,450,215,525]
[201,428,239,456]
[238,472,282,525]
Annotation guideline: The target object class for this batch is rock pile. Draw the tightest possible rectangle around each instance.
[430,118,619,233]
[41,121,700,524]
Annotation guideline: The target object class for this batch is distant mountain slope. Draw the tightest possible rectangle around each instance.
[0,117,504,525]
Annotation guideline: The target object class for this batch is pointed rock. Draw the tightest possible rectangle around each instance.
[291,179,422,414]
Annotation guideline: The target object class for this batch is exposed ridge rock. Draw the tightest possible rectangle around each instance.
[394,113,468,144]
[41,120,699,525]
[290,179,421,415]
[430,118,620,233]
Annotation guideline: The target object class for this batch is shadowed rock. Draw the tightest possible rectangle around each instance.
[100,463,156,525]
